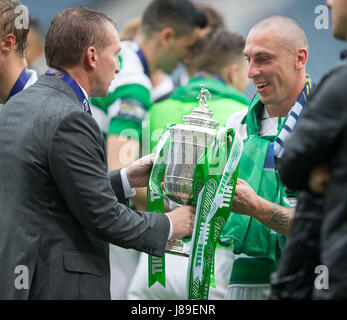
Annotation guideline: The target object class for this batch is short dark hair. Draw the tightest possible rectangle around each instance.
[191,29,246,74]
[198,4,225,32]
[45,7,116,69]
[0,0,29,57]
[140,0,207,38]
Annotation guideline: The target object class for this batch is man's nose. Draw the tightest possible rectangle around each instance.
[247,60,260,79]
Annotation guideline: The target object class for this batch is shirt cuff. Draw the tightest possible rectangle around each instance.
[120,168,136,198]
[167,216,173,240]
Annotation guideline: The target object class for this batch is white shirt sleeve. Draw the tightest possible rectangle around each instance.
[120,168,136,198]
[167,217,173,240]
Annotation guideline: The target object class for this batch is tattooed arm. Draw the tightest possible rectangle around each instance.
[231,179,295,236]
[258,203,294,236]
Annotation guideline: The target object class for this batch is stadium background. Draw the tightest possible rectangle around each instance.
[22,0,346,98]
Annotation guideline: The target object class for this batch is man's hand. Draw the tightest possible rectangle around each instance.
[165,206,196,240]
[308,165,331,196]
[231,178,294,235]
[126,154,154,188]
[231,178,261,215]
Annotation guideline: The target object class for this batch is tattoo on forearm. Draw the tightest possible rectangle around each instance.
[270,204,294,231]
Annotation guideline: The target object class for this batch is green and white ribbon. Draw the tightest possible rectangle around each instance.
[147,128,171,287]
[187,127,243,300]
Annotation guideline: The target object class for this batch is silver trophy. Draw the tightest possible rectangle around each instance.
[164,85,219,256]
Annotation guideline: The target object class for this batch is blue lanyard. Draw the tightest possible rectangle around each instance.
[134,41,150,77]
[7,67,31,102]
[45,68,91,115]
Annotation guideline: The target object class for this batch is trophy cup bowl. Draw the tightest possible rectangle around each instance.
[163,124,217,205]
[163,85,218,256]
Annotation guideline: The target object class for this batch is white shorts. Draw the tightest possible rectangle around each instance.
[109,244,140,300]
[127,247,235,300]
[225,283,270,300]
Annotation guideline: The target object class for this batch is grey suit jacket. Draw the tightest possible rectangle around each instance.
[0,74,170,300]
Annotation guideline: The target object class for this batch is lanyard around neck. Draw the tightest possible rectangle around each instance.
[7,67,31,102]
[45,68,91,115]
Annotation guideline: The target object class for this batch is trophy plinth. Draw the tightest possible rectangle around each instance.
[166,240,191,257]
[163,85,218,256]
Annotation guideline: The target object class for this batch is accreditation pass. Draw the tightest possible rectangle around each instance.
[130,303,216,318]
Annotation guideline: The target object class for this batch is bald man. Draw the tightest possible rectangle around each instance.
[270,0,347,299]
[219,16,313,300]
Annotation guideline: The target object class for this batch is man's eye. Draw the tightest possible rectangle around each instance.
[258,56,270,63]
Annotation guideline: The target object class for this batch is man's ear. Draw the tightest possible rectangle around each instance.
[158,27,175,46]
[0,34,16,53]
[295,48,308,70]
[85,46,97,70]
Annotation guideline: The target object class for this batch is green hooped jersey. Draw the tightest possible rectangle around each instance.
[149,76,250,152]
[89,41,152,141]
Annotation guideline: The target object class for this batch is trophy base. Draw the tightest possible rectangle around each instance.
[165,240,190,257]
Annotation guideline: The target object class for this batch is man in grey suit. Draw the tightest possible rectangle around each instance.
[0,7,194,299]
